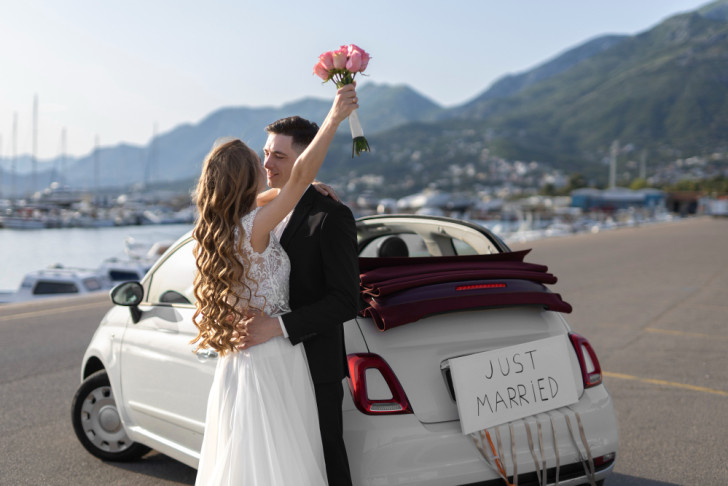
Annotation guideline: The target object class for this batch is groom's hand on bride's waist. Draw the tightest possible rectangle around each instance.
[234,313,282,350]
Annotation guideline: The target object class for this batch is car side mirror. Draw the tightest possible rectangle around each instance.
[110,281,144,323]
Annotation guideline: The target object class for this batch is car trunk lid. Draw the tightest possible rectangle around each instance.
[355,306,584,424]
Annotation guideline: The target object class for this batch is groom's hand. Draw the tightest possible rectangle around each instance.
[235,314,283,350]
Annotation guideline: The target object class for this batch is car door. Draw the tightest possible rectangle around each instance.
[119,237,216,454]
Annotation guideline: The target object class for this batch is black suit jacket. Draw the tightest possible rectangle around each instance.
[280,186,360,384]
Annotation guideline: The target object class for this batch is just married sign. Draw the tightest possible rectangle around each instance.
[449,335,579,434]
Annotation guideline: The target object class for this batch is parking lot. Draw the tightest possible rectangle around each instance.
[510,216,728,485]
[0,216,726,485]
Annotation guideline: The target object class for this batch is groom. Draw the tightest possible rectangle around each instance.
[238,115,359,486]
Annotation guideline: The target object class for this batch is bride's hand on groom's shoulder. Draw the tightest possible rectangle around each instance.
[313,181,340,202]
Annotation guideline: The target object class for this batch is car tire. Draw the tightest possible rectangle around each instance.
[71,370,150,461]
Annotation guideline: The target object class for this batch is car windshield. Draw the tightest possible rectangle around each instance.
[357,216,505,257]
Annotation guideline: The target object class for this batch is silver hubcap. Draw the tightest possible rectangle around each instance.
[80,385,132,452]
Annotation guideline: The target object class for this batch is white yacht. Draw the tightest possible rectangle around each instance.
[96,238,174,284]
[0,265,108,304]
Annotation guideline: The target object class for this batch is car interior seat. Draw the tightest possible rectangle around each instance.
[377,236,410,258]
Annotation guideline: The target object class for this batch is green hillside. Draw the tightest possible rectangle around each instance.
[315,3,728,191]
[453,8,728,170]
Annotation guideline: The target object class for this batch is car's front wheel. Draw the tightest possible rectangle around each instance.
[71,369,150,461]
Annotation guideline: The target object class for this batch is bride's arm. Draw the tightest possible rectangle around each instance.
[256,188,279,207]
[249,84,357,251]
[256,182,338,208]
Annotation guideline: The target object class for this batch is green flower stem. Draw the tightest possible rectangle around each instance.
[352,136,370,158]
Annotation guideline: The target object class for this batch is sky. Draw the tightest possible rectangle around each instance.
[0,0,713,160]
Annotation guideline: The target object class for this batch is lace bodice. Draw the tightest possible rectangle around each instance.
[233,208,291,316]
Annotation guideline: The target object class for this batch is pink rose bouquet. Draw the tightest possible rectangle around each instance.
[313,44,371,157]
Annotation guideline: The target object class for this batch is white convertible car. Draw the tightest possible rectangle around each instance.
[72,215,618,486]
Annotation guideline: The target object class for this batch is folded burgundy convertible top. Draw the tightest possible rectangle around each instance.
[358,250,572,331]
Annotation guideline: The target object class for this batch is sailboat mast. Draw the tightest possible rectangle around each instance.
[94,135,99,197]
[12,112,17,200]
[144,123,158,187]
[32,94,38,197]
[61,128,67,186]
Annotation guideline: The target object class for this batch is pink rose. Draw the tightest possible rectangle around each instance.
[319,51,334,70]
[346,50,362,72]
[347,44,370,72]
[359,51,370,72]
[332,47,348,69]
[313,60,329,80]
[347,44,365,56]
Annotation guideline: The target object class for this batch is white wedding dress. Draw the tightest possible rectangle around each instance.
[195,208,328,486]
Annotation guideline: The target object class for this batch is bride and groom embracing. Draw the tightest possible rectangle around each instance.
[192,84,360,485]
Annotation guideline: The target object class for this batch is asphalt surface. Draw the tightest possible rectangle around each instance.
[1,216,726,485]
[509,216,728,485]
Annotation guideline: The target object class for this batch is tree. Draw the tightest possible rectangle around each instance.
[629,178,648,190]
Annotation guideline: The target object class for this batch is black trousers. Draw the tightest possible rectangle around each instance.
[314,382,353,486]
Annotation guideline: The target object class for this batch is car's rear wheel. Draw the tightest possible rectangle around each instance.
[71,370,150,461]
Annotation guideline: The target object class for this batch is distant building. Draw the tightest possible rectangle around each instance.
[570,188,665,211]
[665,191,702,216]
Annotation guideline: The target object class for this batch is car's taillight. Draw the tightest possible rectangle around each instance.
[347,353,413,415]
[569,333,602,388]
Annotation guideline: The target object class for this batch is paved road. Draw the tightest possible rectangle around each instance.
[1,216,726,485]
[509,216,728,485]
[0,295,196,485]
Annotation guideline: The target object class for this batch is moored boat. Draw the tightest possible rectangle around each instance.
[0,265,108,304]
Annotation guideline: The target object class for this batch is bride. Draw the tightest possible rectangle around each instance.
[191,84,358,485]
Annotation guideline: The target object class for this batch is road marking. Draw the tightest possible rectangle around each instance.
[645,327,728,341]
[0,301,106,322]
[603,371,728,397]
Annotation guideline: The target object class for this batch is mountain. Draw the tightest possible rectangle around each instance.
[357,83,443,127]
[2,0,727,198]
[448,34,628,115]
[443,2,728,171]
[322,0,728,192]
[699,0,728,20]
[0,83,442,194]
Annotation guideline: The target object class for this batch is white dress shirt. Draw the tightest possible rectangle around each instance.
[274,208,295,338]
[273,187,311,339]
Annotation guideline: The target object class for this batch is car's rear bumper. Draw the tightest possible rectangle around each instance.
[343,384,617,486]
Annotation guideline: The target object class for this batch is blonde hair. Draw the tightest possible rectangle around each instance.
[191,139,262,356]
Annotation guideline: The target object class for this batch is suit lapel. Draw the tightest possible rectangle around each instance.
[280,186,316,249]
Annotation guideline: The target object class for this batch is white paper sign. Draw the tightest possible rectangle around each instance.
[449,335,579,434]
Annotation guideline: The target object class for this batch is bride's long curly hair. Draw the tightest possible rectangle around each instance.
[191,139,263,356]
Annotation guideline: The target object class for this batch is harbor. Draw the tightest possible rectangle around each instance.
[0,223,191,300]
[3,177,726,300]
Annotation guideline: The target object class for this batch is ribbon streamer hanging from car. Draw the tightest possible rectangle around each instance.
[469,407,598,486]
[470,428,514,486]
